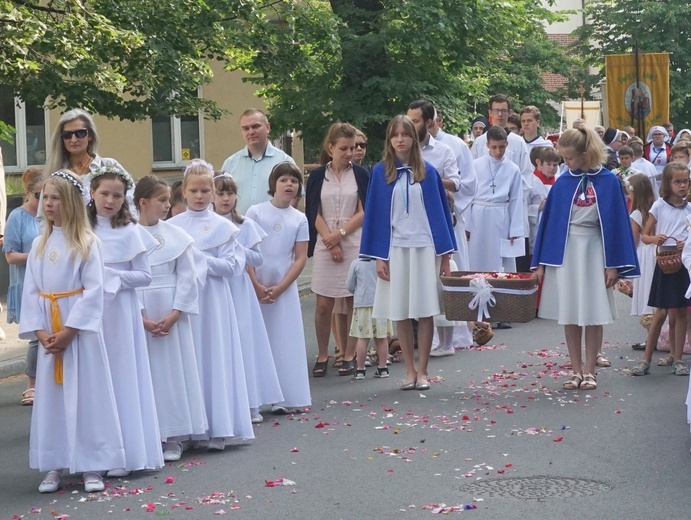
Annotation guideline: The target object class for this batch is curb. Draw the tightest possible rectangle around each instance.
[0,355,25,380]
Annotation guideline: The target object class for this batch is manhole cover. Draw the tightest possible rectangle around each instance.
[461,476,611,500]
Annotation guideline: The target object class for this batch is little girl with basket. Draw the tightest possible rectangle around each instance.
[632,162,691,376]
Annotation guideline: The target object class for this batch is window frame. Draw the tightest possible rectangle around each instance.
[151,89,205,170]
[1,97,50,173]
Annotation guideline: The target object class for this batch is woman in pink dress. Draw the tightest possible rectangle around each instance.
[305,123,369,377]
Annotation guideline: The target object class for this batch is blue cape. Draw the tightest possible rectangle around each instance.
[530,167,640,278]
[359,161,457,260]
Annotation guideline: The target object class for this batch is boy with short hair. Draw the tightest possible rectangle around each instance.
[532,146,559,193]
[671,141,691,167]
[630,140,660,196]
[520,106,551,151]
[467,126,525,273]
[612,146,642,184]
[506,114,521,135]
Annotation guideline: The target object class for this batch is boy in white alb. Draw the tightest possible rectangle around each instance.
[467,126,525,273]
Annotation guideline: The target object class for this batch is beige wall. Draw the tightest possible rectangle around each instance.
[44,63,302,181]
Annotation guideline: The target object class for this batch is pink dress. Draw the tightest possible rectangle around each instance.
[311,166,361,298]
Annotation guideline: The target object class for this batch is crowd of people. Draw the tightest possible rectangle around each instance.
[7,97,691,493]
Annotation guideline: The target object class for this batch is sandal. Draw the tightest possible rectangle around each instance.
[332,353,344,368]
[673,360,690,376]
[631,360,650,376]
[580,373,597,390]
[657,355,675,366]
[595,354,611,368]
[562,373,583,390]
[21,388,35,406]
[312,360,328,378]
[338,358,356,376]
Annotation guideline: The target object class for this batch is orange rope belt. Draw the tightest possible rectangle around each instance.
[39,288,84,384]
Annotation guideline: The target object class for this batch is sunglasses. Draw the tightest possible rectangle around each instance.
[61,129,89,140]
[355,142,367,149]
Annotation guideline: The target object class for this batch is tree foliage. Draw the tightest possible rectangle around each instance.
[0,0,290,120]
[577,0,691,126]
[227,0,582,155]
[1,0,584,150]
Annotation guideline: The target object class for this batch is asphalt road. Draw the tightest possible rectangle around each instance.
[1,292,690,519]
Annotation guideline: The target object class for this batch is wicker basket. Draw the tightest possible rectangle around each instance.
[441,272,539,323]
[656,243,682,274]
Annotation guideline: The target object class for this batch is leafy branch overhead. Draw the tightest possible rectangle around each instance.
[1,0,285,120]
[1,0,583,141]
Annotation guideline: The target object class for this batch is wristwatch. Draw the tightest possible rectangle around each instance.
[339,228,346,236]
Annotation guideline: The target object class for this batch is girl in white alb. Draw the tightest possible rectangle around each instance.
[214,173,284,423]
[168,160,254,449]
[135,176,208,462]
[626,173,657,318]
[87,161,163,477]
[21,171,125,494]
[246,162,311,413]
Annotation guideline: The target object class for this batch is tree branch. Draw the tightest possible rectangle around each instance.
[219,0,284,22]
[11,0,66,15]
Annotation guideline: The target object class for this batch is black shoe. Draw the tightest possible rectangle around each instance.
[374,367,389,378]
[631,342,646,350]
[496,322,513,330]
[338,359,356,376]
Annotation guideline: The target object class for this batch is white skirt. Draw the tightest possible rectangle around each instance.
[631,242,656,316]
[538,226,616,326]
[373,246,442,321]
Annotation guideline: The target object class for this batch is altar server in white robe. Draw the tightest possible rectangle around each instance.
[168,160,254,450]
[246,162,311,414]
[467,126,525,273]
[135,176,208,462]
[87,162,163,477]
[21,170,125,494]
[213,173,284,422]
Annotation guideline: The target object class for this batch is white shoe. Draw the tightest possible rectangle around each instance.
[83,472,105,493]
[38,470,61,493]
[106,468,130,478]
[270,404,289,415]
[430,349,455,357]
[208,437,226,451]
[251,411,264,424]
[163,441,183,461]
[0,326,6,340]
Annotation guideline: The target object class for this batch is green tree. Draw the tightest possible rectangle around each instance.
[577,0,691,127]
[227,0,581,157]
[486,27,585,129]
[0,0,294,121]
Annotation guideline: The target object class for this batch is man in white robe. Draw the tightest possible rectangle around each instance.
[468,126,525,273]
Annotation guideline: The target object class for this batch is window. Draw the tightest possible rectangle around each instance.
[151,91,203,167]
[0,86,48,171]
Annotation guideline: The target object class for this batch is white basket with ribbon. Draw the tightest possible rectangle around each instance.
[441,272,539,323]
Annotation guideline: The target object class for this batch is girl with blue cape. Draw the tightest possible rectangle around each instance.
[531,126,639,391]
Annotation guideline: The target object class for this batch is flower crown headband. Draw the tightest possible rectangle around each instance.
[183,159,215,176]
[50,171,85,196]
[88,160,134,190]
[213,172,233,181]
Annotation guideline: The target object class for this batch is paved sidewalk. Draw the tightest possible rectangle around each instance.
[0,258,314,380]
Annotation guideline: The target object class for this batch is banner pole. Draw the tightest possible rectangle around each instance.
[634,41,644,137]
